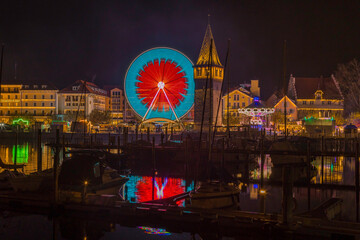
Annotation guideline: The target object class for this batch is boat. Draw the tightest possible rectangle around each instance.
[187,165,240,209]
[189,181,240,209]
[9,169,52,192]
[59,155,128,196]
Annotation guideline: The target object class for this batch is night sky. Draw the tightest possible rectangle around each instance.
[1,0,360,98]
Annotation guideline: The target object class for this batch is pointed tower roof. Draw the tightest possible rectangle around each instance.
[196,24,222,67]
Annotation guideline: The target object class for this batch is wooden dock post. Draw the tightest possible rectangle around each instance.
[260,135,265,213]
[307,139,311,211]
[282,165,294,225]
[135,125,138,140]
[62,134,65,160]
[14,130,18,168]
[117,135,120,154]
[147,127,150,142]
[152,136,156,201]
[37,129,42,172]
[54,129,60,204]
[356,138,359,222]
[321,136,324,184]
[165,127,168,142]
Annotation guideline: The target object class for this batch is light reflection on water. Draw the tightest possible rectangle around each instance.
[0,142,357,221]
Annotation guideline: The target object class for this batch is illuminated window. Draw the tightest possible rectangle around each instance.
[34,110,36,115]
[42,110,44,115]
[242,102,245,107]
[310,101,314,105]
[15,95,17,99]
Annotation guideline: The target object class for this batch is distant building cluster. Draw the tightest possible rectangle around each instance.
[0,80,130,125]
[0,22,346,130]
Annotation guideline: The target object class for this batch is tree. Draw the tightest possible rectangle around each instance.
[89,110,112,125]
[335,58,360,115]
[64,111,84,122]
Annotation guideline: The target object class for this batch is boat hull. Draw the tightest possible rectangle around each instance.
[189,190,240,209]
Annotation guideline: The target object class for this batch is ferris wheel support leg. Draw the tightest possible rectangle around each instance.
[162,89,179,122]
[142,88,161,122]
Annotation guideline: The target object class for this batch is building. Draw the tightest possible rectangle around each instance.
[287,75,344,119]
[104,86,125,125]
[222,80,261,125]
[193,22,223,130]
[222,86,254,123]
[0,83,58,124]
[273,96,298,121]
[57,80,108,117]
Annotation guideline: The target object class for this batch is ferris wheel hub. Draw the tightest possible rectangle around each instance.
[157,81,165,89]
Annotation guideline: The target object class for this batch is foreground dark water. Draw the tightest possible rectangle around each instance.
[0,141,358,239]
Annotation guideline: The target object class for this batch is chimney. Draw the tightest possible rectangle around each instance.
[250,80,260,97]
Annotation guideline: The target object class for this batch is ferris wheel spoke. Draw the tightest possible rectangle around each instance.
[142,88,161,121]
[162,89,179,121]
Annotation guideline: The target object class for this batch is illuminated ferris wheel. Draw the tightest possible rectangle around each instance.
[124,47,195,123]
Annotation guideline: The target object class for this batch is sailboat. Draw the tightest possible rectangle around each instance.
[187,22,240,209]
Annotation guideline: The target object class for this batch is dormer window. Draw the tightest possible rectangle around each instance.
[33,85,38,89]
[41,85,47,89]
[72,86,80,91]
[315,90,323,100]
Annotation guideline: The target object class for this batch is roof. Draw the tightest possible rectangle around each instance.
[195,24,222,67]
[246,100,267,109]
[222,86,252,99]
[59,80,107,96]
[21,83,58,91]
[290,76,343,100]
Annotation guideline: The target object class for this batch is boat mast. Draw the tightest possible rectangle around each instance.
[0,44,4,101]
[208,39,213,167]
[283,40,287,140]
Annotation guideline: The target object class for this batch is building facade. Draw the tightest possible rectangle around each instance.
[0,83,58,124]
[104,86,125,125]
[222,87,254,122]
[287,75,344,119]
[57,80,107,116]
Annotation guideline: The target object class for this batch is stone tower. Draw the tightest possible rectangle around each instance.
[193,23,223,131]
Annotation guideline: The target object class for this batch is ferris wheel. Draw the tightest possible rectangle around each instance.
[124,47,194,123]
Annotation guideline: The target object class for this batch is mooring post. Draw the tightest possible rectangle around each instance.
[165,127,168,142]
[282,165,294,225]
[260,135,265,214]
[147,127,150,142]
[135,125,138,140]
[62,134,65,161]
[37,129,42,172]
[14,130,18,168]
[117,135,120,154]
[152,136,156,200]
[356,138,359,222]
[321,136,324,184]
[307,139,311,211]
[54,129,60,204]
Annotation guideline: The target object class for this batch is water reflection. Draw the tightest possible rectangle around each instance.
[0,142,54,174]
[124,176,194,205]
